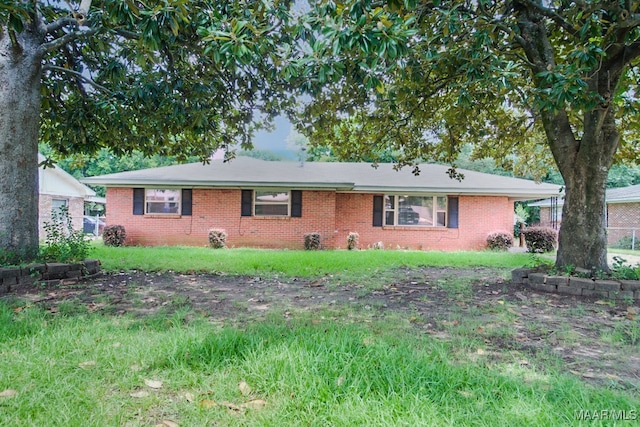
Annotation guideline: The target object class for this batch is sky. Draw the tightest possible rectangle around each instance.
[250,116,299,159]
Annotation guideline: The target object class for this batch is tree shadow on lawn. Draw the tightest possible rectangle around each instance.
[5,266,640,390]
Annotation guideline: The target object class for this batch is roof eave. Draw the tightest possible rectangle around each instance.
[606,198,640,204]
[350,185,561,198]
[80,179,354,191]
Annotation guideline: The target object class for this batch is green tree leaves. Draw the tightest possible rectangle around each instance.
[35,1,296,161]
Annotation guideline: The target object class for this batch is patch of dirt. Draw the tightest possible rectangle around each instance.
[5,267,640,389]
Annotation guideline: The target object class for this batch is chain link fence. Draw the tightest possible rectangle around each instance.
[607,227,640,250]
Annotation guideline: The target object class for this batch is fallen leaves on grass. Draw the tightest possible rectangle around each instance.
[130,391,150,398]
[0,389,18,398]
[238,381,251,396]
[78,360,96,369]
[570,371,622,381]
[144,379,163,389]
[198,398,268,412]
[241,399,267,409]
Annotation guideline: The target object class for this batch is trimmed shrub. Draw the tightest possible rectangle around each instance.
[486,231,514,251]
[523,226,557,253]
[102,225,127,247]
[208,228,227,249]
[371,241,384,250]
[304,233,321,250]
[347,232,359,250]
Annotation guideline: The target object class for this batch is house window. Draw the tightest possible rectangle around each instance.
[145,189,181,214]
[384,195,447,227]
[242,190,302,218]
[254,190,290,216]
[51,199,68,215]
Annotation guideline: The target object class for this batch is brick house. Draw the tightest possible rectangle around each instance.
[531,184,640,247]
[39,153,100,238]
[82,158,561,250]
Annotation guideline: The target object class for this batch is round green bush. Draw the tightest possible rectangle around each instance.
[522,226,557,253]
[486,231,514,251]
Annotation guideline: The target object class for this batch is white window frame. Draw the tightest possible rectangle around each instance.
[384,195,447,227]
[145,188,181,215]
[254,190,291,217]
[51,198,68,215]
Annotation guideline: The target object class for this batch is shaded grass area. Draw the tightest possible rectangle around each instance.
[91,243,538,277]
[0,302,636,426]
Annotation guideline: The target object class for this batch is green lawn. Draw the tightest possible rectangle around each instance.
[91,243,539,276]
[1,304,636,426]
[1,246,636,426]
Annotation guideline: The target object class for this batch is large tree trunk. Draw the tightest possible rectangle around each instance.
[514,1,627,272]
[549,107,619,272]
[555,155,609,272]
[0,26,44,262]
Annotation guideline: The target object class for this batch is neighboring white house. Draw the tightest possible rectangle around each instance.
[38,153,102,238]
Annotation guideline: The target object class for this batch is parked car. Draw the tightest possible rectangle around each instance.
[83,216,105,235]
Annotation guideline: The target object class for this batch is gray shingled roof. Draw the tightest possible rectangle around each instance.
[81,157,561,200]
[529,183,640,207]
[606,184,640,203]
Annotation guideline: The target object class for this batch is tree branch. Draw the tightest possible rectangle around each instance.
[113,28,140,40]
[517,0,579,37]
[42,64,112,94]
[617,13,640,29]
[45,17,79,34]
[623,41,640,63]
[37,26,99,55]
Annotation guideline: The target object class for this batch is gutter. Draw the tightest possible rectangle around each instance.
[80,178,355,191]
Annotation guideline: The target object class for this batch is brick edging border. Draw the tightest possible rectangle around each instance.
[0,259,101,295]
[512,268,640,300]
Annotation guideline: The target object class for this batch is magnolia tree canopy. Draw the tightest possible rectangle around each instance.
[0,0,295,262]
[283,0,640,271]
[3,0,640,271]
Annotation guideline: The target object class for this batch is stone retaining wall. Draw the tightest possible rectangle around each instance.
[0,260,101,294]
[512,268,640,300]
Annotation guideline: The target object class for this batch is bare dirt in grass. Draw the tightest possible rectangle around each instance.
[5,267,640,390]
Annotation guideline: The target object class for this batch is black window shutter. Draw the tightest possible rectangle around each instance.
[291,190,302,217]
[133,188,144,215]
[181,189,192,216]
[447,197,459,229]
[241,190,253,216]
[373,195,383,227]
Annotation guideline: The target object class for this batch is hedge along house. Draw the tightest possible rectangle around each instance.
[82,157,562,250]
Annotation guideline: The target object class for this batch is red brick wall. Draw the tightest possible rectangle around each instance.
[106,188,337,249]
[607,202,640,246]
[106,188,514,250]
[334,193,513,250]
